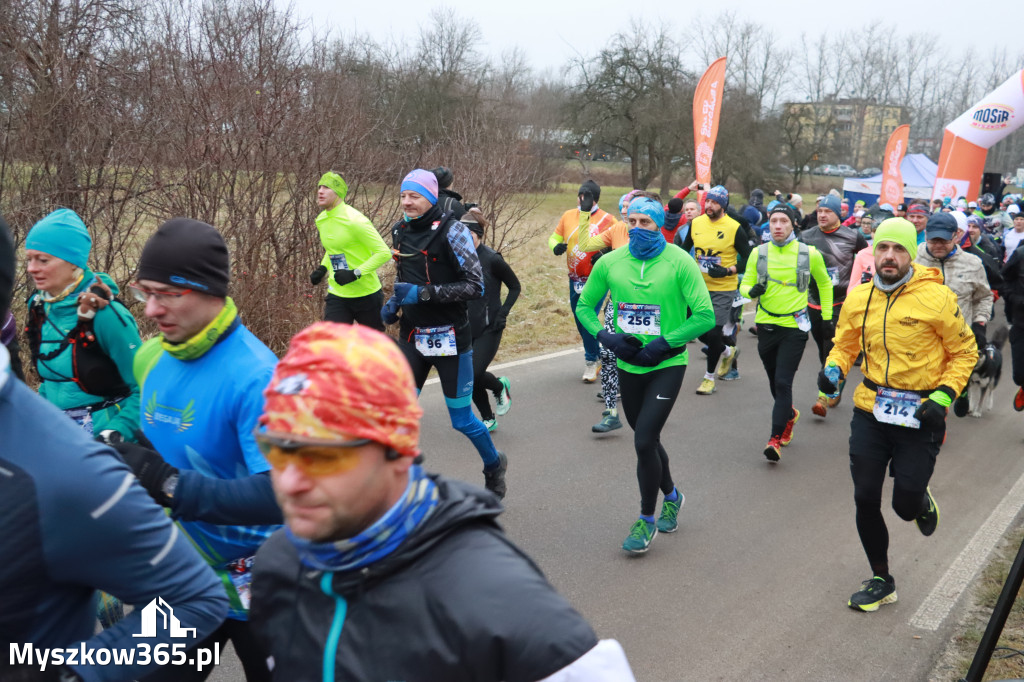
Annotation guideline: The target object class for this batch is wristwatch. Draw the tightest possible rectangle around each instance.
[162,473,179,500]
[418,287,432,302]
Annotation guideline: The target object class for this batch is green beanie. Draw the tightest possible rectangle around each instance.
[872,218,918,256]
[317,172,348,202]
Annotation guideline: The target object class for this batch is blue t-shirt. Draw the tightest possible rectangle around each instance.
[140,324,278,571]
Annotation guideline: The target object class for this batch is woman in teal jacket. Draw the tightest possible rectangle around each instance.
[25,208,142,444]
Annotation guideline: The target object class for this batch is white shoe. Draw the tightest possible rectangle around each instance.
[582,360,599,383]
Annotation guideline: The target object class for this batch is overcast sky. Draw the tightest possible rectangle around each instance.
[285,0,1023,75]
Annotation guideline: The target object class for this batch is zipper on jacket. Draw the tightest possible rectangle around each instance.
[881,285,908,386]
[320,572,347,682]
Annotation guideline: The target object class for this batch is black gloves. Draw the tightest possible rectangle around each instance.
[971,322,987,349]
[817,364,844,394]
[746,282,767,299]
[492,310,508,331]
[597,330,642,362]
[821,318,835,341]
[381,296,400,325]
[333,268,360,286]
[706,264,730,278]
[914,399,948,431]
[113,442,178,507]
[310,265,328,285]
[96,429,123,445]
[632,336,676,367]
[579,190,595,213]
[553,242,568,256]
[590,251,604,266]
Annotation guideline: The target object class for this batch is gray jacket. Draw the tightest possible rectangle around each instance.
[916,243,993,325]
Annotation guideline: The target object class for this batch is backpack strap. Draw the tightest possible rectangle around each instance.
[758,242,812,292]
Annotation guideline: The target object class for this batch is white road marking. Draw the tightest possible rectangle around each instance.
[422,347,580,387]
[910,469,1024,630]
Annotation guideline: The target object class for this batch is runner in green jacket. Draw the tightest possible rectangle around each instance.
[310,172,392,330]
[577,197,714,555]
[739,204,833,462]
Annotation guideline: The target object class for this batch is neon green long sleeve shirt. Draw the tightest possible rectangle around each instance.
[738,239,833,327]
[316,202,391,298]
[577,244,714,373]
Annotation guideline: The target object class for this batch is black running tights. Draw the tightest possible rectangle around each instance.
[472,328,504,420]
[757,325,808,437]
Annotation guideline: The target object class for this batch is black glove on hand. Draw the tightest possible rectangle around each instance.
[95,429,123,445]
[706,264,730,278]
[971,322,987,349]
[333,268,359,286]
[632,336,675,367]
[492,311,508,331]
[746,282,767,299]
[914,399,948,431]
[821,318,835,340]
[590,250,604,266]
[817,367,843,394]
[597,330,642,362]
[381,296,400,325]
[579,190,595,213]
[553,242,568,256]
[310,265,328,285]
[113,442,178,507]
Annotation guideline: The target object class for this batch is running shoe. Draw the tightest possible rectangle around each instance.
[592,409,622,433]
[483,452,508,499]
[657,491,685,533]
[720,367,741,381]
[826,379,845,408]
[622,518,657,554]
[916,487,939,537]
[482,418,497,432]
[749,325,758,336]
[715,346,739,378]
[695,377,716,395]
[494,376,512,416]
[1015,387,1024,412]
[582,361,599,383]
[763,436,782,463]
[780,408,800,446]
[812,394,828,418]
[848,576,897,612]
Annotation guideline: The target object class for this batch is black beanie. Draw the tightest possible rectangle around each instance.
[138,218,230,297]
[666,198,684,213]
[768,204,800,228]
[578,180,601,202]
[0,215,13,319]
[432,166,454,190]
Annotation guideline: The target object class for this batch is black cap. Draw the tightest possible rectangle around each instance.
[666,198,684,213]
[925,212,958,240]
[578,179,601,202]
[431,166,454,190]
[138,218,230,297]
[0,214,13,319]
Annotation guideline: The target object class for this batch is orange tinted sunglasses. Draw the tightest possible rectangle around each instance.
[255,431,372,477]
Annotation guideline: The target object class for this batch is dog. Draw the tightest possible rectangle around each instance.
[965,325,1008,418]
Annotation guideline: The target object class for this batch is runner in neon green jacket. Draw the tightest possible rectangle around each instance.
[576,197,713,556]
[310,172,392,330]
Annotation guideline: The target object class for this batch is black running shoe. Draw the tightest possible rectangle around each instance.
[848,576,897,612]
[483,452,507,499]
[916,487,939,536]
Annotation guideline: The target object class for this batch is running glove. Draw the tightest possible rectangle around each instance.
[971,322,987,349]
[746,282,767,299]
[113,442,178,507]
[333,268,360,286]
[381,296,400,325]
[706,264,730,278]
[492,311,508,331]
[590,250,604,266]
[632,336,675,367]
[553,242,568,256]
[96,429,122,445]
[579,190,595,213]
[393,282,421,305]
[817,362,843,394]
[915,388,954,430]
[310,265,328,285]
[821,318,835,340]
[597,330,641,361]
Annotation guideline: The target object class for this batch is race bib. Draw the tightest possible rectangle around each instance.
[617,303,661,335]
[873,387,921,429]
[827,266,839,286]
[227,556,255,611]
[64,407,93,435]
[697,255,722,274]
[794,310,811,332]
[572,279,586,295]
[329,253,349,271]
[414,325,457,357]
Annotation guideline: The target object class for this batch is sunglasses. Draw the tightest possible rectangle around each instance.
[129,283,194,304]
[254,431,373,477]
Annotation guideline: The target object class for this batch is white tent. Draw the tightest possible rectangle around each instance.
[842,154,938,205]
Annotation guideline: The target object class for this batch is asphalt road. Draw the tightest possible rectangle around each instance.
[212,327,1024,682]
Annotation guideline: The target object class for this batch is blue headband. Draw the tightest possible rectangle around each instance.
[627,197,665,227]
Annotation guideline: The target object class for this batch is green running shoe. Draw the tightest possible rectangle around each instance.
[848,576,897,612]
[657,491,685,533]
[494,376,512,416]
[482,418,497,432]
[622,518,657,554]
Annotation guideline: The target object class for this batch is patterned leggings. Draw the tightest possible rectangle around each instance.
[600,301,620,410]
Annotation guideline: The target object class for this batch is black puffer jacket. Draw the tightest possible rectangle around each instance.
[250,476,598,682]
[800,224,869,306]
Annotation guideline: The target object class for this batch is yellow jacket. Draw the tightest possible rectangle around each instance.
[827,265,978,413]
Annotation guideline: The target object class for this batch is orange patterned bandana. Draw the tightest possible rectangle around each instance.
[261,322,422,457]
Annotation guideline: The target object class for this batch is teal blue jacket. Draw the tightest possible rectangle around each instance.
[32,271,142,440]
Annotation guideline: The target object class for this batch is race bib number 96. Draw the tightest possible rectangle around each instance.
[414,325,457,357]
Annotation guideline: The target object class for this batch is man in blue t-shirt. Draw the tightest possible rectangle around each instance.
[114,218,281,682]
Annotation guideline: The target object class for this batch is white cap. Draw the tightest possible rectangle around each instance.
[1010,204,1021,215]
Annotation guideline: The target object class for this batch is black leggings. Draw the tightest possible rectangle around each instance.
[142,618,270,682]
[324,291,385,331]
[848,409,942,576]
[698,325,725,374]
[618,365,685,516]
[1010,322,1024,386]
[757,325,808,437]
[472,328,504,420]
[809,303,842,366]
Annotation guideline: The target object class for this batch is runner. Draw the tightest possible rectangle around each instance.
[549,180,617,383]
[432,165,468,218]
[848,217,878,293]
[464,208,520,431]
[905,203,930,245]
[0,215,229,682]
[819,219,976,612]
[576,197,714,553]
[249,323,636,681]
[999,235,1024,410]
[24,209,143,444]
[114,218,282,681]
[800,194,869,417]
[739,204,833,461]
[678,185,752,395]
[385,169,508,498]
[309,171,391,330]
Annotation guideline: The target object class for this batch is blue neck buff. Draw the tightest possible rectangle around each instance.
[628,228,667,260]
[286,464,439,572]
